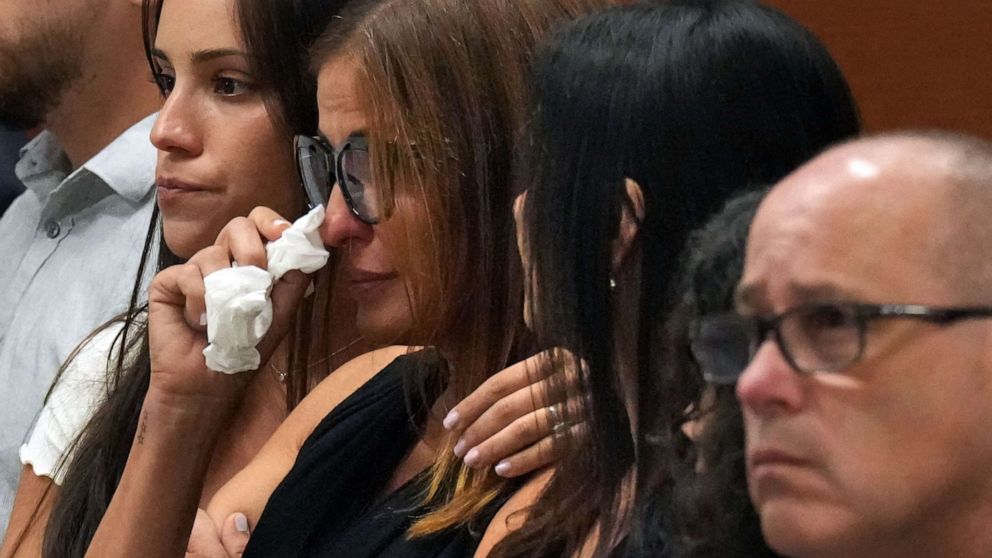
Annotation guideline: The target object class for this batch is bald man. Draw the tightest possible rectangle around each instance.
[730,132,992,558]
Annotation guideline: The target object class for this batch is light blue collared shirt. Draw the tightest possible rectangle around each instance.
[0,113,158,532]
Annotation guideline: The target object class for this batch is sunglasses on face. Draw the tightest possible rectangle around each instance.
[294,134,379,224]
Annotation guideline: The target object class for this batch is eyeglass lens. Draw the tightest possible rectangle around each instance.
[693,305,866,383]
[691,314,753,384]
[779,305,861,373]
[339,146,377,222]
[298,138,331,207]
[295,136,378,223]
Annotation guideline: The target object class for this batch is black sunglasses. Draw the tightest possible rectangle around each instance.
[294,134,378,224]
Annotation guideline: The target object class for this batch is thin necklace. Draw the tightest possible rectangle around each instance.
[268,336,366,383]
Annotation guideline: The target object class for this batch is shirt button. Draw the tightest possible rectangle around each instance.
[45,221,61,239]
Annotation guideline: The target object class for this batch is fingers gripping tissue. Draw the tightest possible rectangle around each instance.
[202,206,329,374]
[203,266,274,373]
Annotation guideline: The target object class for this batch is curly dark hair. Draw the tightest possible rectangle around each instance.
[639,188,778,558]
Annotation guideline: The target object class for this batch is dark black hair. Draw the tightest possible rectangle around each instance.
[40,2,354,556]
[501,1,860,556]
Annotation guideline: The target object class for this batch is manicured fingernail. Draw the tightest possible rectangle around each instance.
[442,410,460,430]
[234,513,249,534]
[464,448,481,467]
[199,313,207,326]
[494,460,512,477]
[453,438,467,458]
[274,219,291,229]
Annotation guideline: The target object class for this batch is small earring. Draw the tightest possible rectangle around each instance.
[609,277,617,291]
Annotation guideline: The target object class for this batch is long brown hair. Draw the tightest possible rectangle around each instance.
[309,0,615,537]
[38,1,363,556]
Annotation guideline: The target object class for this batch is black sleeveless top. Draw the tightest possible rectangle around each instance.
[244,351,504,557]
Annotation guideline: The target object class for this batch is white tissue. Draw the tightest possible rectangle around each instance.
[202,266,272,373]
[202,206,329,374]
[267,206,329,280]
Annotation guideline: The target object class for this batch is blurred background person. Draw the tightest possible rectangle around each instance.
[0,0,160,535]
[656,188,776,558]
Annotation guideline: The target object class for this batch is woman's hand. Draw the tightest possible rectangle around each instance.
[147,207,311,408]
[87,207,307,558]
[443,350,586,478]
[185,509,250,558]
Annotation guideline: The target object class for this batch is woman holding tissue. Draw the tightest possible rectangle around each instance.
[1,0,587,556]
[0,1,363,556]
[71,0,615,556]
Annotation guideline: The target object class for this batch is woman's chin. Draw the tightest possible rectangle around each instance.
[355,310,412,346]
[163,234,203,261]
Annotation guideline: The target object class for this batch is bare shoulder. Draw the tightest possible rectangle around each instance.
[473,468,555,558]
[205,345,410,528]
[284,345,411,446]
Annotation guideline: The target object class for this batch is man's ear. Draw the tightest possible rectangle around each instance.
[611,178,645,274]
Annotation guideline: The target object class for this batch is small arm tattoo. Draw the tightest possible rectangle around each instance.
[137,410,149,445]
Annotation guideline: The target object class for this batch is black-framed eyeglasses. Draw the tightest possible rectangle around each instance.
[690,303,992,384]
[294,134,378,224]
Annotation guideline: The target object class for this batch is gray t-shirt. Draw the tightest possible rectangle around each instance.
[0,114,157,533]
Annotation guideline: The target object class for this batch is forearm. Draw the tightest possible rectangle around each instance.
[85,390,235,558]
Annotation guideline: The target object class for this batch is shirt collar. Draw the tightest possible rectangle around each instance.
[78,112,158,203]
[16,131,72,200]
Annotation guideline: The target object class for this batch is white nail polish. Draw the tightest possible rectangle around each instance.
[443,410,460,430]
[453,439,467,458]
[199,313,207,326]
[274,219,291,228]
[464,448,480,466]
[494,460,512,477]
[234,513,249,534]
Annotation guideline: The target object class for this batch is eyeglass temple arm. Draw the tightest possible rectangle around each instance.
[866,304,992,323]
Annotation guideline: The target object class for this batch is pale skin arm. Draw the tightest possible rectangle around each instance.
[0,467,57,558]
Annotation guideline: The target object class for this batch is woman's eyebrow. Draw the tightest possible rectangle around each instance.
[189,48,249,64]
[151,47,247,65]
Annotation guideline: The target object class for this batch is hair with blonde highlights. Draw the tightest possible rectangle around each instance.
[310,0,618,537]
